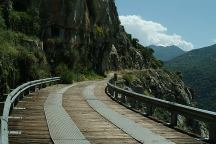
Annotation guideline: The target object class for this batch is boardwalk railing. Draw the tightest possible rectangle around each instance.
[106,75,216,143]
[0,77,60,144]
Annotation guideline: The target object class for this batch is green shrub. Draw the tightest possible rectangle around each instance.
[122,74,134,85]
[81,70,102,80]
[0,29,50,96]
[56,63,74,84]
[55,63,103,84]
[16,46,50,82]
[93,25,105,37]
[9,9,40,35]
[0,14,6,29]
[10,11,31,33]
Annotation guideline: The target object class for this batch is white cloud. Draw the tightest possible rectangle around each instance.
[213,39,216,43]
[119,15,194,51]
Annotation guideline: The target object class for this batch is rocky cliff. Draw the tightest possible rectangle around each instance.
[1,0,161,75]
[0,0,161,93]
[126,69,193,105]
[39,0,161,74]
[121,70,201,134]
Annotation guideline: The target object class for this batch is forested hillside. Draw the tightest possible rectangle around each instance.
[165,44,216,111]
[149,45,185,61]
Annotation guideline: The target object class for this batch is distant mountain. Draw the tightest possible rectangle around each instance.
[165,44,216,111]
[149,45,185,61]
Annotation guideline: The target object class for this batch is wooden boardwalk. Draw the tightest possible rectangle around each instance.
[8,86,58,144]
[7,80,208,144]
[63,81,138,144]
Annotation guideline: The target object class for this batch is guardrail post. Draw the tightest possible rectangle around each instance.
[28,87,31,94]
[130,98,136,108]
[146,104,153,116]
[170,112,177,127]
[22,91,25,99]
[117,93,121,101]
[120,94,126,103]
[209,123,216,143]
[125,96,128,105]
[32,86,35,92]
[108,87,113,96]
[114,91,118,99]
[35,86,38,92]
[134,100,139,110]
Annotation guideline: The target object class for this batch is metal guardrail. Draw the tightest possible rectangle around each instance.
[0,77,60,144]
[106,75,216,143]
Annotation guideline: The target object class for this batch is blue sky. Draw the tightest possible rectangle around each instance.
[116,0,216,51]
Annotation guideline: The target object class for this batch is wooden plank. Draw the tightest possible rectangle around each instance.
[63,82,139,144]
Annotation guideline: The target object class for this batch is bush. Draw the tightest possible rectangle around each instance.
[9,9,40,35]
[122,73,134,86]
[81,70,102,80]
[0,14,6,29]
[56,64,74,84]
[55,63,103,84]
[9,11,31,33]
[0,29,50,97]
[94,25,105,37]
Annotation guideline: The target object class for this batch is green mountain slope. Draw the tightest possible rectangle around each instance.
[149,45,185,61]
[165,44,216,111]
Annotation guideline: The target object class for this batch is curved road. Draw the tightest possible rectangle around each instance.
[8,79,207,144]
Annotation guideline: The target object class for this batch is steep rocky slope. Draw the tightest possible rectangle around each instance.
[39,0,161,74]
[0,0,161,94]
[1,0,161,75]
[123,69,193,105]
[121,70,201,134]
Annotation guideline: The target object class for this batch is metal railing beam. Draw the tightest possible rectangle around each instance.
[107,75,216,143]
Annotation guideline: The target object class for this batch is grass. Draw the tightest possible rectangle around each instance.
[55,63,104,84]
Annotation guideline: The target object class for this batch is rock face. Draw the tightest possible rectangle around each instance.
[40,0,153,74]
[121,69,201,134]
[129,69,193,105]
